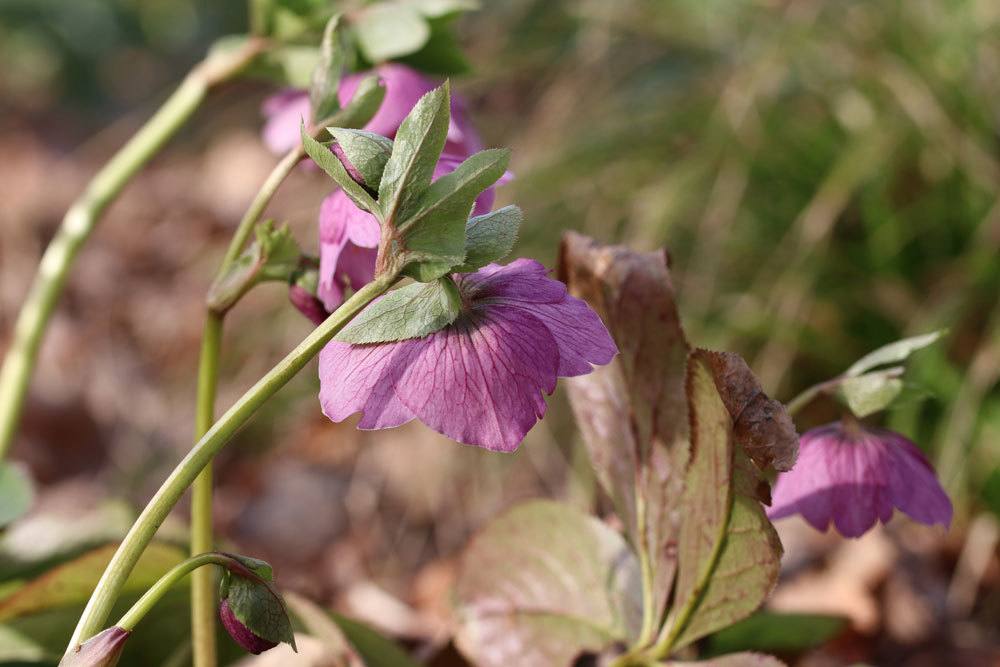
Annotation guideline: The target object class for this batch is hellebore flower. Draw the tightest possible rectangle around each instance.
[318,259,618,451]
[220,598,278,655]
[768,421,952,538]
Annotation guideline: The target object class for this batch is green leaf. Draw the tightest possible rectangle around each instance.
[353,3,431,63]
[226,574,296,650]
[335,278,461,343]
[664,353,782,652]
[310,15,346,122]
[258,45,321,88]
[328,128,394,191]
[398,148,511,279]
[301,125,378,214]
[845,331,943,377]
[705,612,846,656]
[228,554,274,582]
[454,500,641,667]
[0,543,186,622]
[398,15,471,75]
[559,234,691,620]
[0,462,33,528]
[455,205,521,272]
[378,83,451,227]
[324,74,387,128]
[838,367,905,417]
[330,613,422,667]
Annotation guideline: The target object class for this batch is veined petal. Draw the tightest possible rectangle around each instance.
[506,297,618,376]
[460,259,567,304]
[393,307,559,452]
[319,341,415,429]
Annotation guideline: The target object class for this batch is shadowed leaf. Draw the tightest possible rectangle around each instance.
[454,500,641,667]
[705,612,846,656]
[558,232,690,619]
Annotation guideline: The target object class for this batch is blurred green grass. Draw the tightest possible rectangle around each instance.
[1,0,998,521]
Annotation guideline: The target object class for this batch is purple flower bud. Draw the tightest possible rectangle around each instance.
[219,598,278,655]
[61,627,130,667]
[288,284,329,326]
[331,142,369,188]
[768,420,953,538]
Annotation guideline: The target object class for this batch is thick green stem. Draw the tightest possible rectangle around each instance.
[190,314,223,667]
[188,143,304,667]
[0,38,265,461]
[66,273,397,652]
[118,553,238,632]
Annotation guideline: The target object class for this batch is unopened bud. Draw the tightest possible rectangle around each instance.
[60,627,130,667]
[219,598,278,655]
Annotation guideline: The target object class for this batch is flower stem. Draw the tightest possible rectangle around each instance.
[190,313,223,667]
[66,272,398,653]
[784,376,843,416]
[188,142,304,667]
[0,37,265,462]
[118,552,240,632]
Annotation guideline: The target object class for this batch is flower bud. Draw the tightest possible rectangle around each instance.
[288,284,328,325]
[219,598,278,655]
[328,128,393,192]
[61,627,130,667]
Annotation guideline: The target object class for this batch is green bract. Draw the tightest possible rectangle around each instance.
[328,128,394,190]
[221,557,296,651]
[334,278,461,344]
[309,15,346,122]
[456,205,522,272]
[207,221,303,314]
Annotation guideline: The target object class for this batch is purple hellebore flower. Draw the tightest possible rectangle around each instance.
[767,421,953,538]
[318,259,618,452]
[220,598,278,655]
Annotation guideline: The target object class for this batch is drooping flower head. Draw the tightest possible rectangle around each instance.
[768,420,952,538]
[319,259,618,451]
[219,598,278,655]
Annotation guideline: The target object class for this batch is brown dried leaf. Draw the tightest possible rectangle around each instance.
[559,232,690,618]
[698,350,798,473]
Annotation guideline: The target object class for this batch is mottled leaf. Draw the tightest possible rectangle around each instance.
[559,232,690,620]
[454,500,641,667]
[0,543,185,622]
[698,350,798,472]
[399,148,510,280]
[838,367,905,418]
[354,3,431,64]
[379,83,451,227]
[334,278,461,343]
[310,15,345,121]
[664,353,782,652]
[0,462,33,528]
[845,331,943,377]
[328,128,393,191]
[455,205,522,272]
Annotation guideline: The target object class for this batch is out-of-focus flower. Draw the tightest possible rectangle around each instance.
[219,598,278,655]
[318,259,617,451]
[767,420,952,538]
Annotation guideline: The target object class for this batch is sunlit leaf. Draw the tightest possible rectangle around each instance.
[845,331,943,377]
[838,367,905,417]
[353,3,431,63]
[455,205,522,272]
[454,500,641,667]
[334,278,461,343]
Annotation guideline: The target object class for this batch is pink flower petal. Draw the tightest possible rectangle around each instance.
[392,307,559,452]
[319,341,415,429]
[882,430,953,528]
[261,90,310,154]
[318,191,381,311]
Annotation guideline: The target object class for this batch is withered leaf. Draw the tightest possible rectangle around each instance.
[559,232,690,621]
[698,350,798,473]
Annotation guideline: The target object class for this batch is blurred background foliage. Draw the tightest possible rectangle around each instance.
[1,0,999,664]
